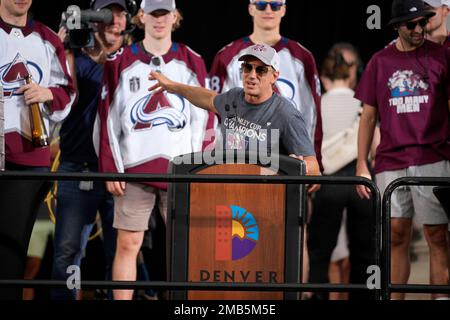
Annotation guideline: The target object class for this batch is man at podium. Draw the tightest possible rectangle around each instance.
[149,44,321,189]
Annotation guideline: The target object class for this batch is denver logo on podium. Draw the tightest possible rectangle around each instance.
[168,156,306,299]
[215,205,259,261]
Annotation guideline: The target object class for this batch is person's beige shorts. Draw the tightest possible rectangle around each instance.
[376,160,450,225]
[113,183,167,232]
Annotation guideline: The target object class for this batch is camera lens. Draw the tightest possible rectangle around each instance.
[68,29,94,49]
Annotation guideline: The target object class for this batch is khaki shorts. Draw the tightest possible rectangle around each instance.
[27,219,54,258]
[113,183,167,232]
[376,160,450,225]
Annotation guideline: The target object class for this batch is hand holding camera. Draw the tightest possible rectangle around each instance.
[60,5,114,48]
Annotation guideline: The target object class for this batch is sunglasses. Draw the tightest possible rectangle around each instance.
[401,18,428,30]
[241,62,271,76]
[253,1,284,12]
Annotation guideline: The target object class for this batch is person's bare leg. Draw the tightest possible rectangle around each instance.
[390,218,412,300]
[113,230,144,300]
[423,224,450,300]
[328,257,350,300]
[339,257,350,300]
[22,257,42,300]
[301,224,314,299]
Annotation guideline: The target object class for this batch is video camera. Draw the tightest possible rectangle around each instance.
[60,5,113,49]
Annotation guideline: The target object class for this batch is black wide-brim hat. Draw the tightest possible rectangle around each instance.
[387,0,436,26]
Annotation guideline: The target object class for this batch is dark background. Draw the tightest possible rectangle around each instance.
[30,0,396,70]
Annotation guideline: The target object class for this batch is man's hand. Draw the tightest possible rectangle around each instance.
[16,83,53,105]
[106,181,126,197]
[58,26,68,44]
[289,154,321,194]
[148,71,218,113]
[356,160,372,199]
[148,71,177,94]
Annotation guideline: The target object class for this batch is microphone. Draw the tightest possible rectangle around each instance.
[232,104,238,120]
[151,56,162,73]
[225,104,238,120]
[225,104,231,118]
[152,57,161,67]
[225,104,235,119]
[119,24,136,36]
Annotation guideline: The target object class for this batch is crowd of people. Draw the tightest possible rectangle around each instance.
[0,0,449,300]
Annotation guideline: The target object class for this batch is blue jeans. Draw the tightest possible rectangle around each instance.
[51,161,116,300]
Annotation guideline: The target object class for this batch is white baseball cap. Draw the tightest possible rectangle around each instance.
[141,0,176,13]
[424,0,450,7]
[238,44,280,72]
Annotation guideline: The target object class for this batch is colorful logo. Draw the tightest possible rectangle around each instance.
[388,70,428,97]
[130,91,186,131]
[215,205,259,261]
[0,53,43,99]
[273,78,298,109]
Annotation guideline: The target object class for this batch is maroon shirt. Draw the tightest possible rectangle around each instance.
[355,40,450,174]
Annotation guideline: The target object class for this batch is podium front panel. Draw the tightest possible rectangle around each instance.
[188,164,285,300]
[167,152,305,300]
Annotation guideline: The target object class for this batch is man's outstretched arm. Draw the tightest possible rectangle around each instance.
[148,71,218,114]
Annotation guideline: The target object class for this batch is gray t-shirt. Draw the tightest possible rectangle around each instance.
[213,88,315,156]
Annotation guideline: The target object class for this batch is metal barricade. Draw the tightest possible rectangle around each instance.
[4,171,450,299]
[0,171,381,299]
[382,177,450,300]
[0,85,4,171]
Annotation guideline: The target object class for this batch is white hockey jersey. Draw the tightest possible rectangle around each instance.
[210,36,323,167]
[0,18,75,167]
[94,42,216,189]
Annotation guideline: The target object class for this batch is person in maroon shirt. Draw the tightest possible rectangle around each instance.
[355,0,450,300]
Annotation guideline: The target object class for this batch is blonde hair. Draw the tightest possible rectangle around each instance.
[172,9,183,31]
[131,8,145,29]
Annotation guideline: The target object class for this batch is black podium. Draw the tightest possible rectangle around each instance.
[167,151,306,300]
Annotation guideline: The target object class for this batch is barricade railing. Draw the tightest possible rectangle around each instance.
[0,171,381,299]
[0,85,4,171]
[382,177,450,300]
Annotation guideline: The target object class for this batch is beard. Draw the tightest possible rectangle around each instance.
[400,30,425,48]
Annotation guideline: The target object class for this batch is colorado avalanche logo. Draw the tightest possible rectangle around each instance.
[130,91,187,131]
[0,53,43,99]
[274,78,298,109]
[388,70,429,97]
